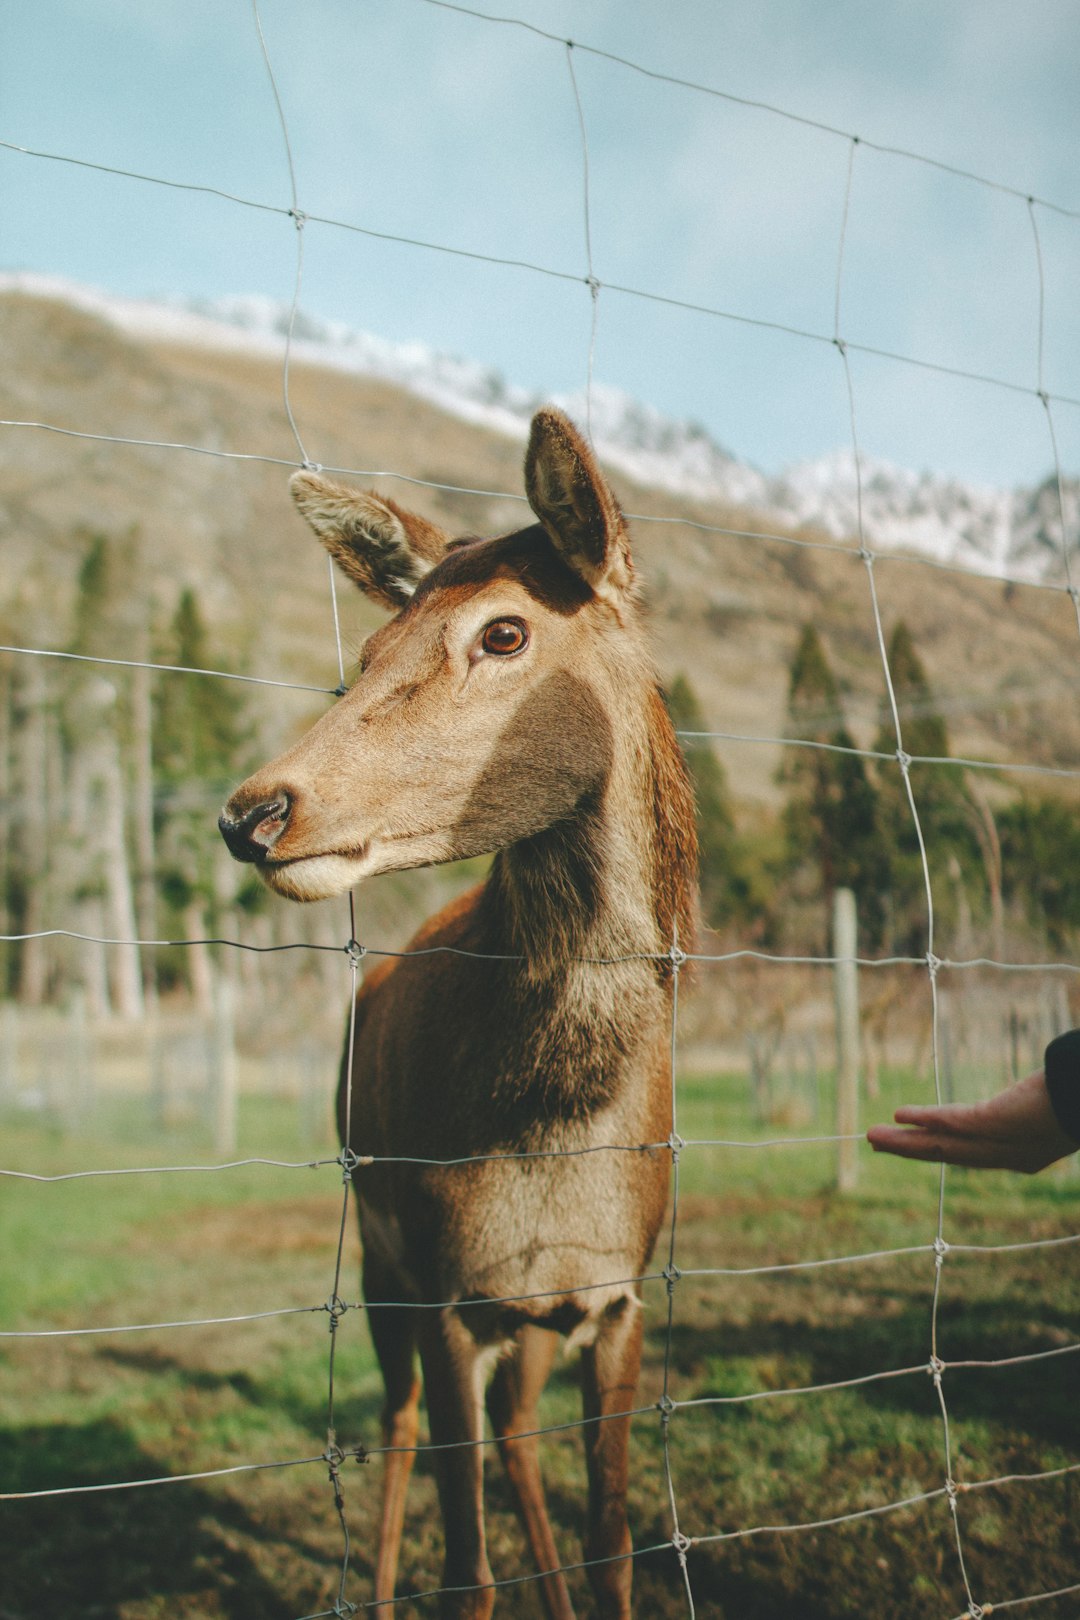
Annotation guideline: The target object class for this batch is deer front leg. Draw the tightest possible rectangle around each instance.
[578,1299,643,1620]
[364,1254,422,1605]
[487,1324,575,1620]
[418,1307,494,1620]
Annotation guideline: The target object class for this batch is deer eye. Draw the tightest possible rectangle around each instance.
[480,618,529,657]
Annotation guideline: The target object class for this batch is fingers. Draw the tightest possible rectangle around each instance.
[868,1126,984,1166]
[866,1124,946,1162]
[866,1122,1038,1172]
[890,1103,980,1133]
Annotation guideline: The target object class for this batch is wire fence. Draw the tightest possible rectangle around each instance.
[1,1,1078,1616]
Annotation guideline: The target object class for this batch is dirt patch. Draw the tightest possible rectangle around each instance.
[130,1196,362,1265]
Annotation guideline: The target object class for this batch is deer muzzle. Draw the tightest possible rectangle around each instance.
[218,794,291,862]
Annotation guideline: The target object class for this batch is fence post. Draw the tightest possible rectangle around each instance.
[833,887,859,1193]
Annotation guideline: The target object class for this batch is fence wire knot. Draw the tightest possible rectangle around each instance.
[323,1441,348,1513]
[668,1130,685,1155]
[895,747,913,776]
[658,1392,677,1418]
[929,1354,946,1386]
[671,1528,692,1562]
[351,1442,369,1466]
[345,939,366,967]
[585,273,601,298]
[663,1261,682,1293]
[339,1146,362,1182]
[933,1236,950,1264]
[668,943,688,971]
[289,207,307,229]
[926,950,942,979]
[300,459,323,473]
[325,1293,349,1328]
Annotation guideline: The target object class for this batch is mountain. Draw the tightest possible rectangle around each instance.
[1,272,1078,819]
[4,272,1075,586]
[771,453,1078,588]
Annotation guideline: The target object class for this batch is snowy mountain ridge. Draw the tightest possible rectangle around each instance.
[4,272,1076,586]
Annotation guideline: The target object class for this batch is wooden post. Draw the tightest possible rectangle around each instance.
[833,887,859,1193]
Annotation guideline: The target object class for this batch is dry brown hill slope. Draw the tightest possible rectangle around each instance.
[2,288,1078,811]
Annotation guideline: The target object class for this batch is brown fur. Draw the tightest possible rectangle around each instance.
[220,410,698,1618]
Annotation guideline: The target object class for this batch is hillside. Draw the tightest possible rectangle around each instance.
[3,284,1078,812]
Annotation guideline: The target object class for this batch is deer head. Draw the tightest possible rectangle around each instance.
[219,409,645,903]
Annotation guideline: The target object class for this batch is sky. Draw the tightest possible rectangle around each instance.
[2,0,1079,489]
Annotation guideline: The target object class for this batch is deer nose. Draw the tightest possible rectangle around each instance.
[218,794,291,862]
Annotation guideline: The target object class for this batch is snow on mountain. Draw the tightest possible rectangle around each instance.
[1009,476,1080,585]
[3,272,1075,585]
[183,293,771,510]
[772,452,1016,575]
[771,452,1077,586]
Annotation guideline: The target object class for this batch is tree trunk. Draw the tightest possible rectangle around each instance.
[130,659,158,1002]
[102,747,143,1019]
[0,654,13,990]
[184,898,215,1016]
[16,659,51,1005]
[965,773,1003,961]
[73,896,112,1019]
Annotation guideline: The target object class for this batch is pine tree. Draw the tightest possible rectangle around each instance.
[872,622,979,955]
[155,589,245,783]
[780,624,885,944]
[153,588,255,1001]
[664,674,781,938]
[666,674,737,930]
[999,794,1080,951]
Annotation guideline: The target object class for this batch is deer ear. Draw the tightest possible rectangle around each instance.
[289,471,449,611]
[524,409,633,602]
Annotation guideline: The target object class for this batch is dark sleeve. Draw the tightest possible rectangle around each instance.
[1044,1029,1080,1144]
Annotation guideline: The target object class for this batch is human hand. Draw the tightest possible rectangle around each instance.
[866,1069,1077,1174]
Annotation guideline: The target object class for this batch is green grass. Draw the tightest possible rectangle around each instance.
[0,1081,1077,1618]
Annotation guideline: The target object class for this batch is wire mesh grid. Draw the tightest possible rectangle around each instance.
[1,2,1078,1615]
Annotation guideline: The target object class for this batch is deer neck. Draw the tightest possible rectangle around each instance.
[483,684,694,988]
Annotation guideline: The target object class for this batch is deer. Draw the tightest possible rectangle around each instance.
[218,408,698,1619]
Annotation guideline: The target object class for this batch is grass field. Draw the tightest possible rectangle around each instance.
[1,1070,1077,1620]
